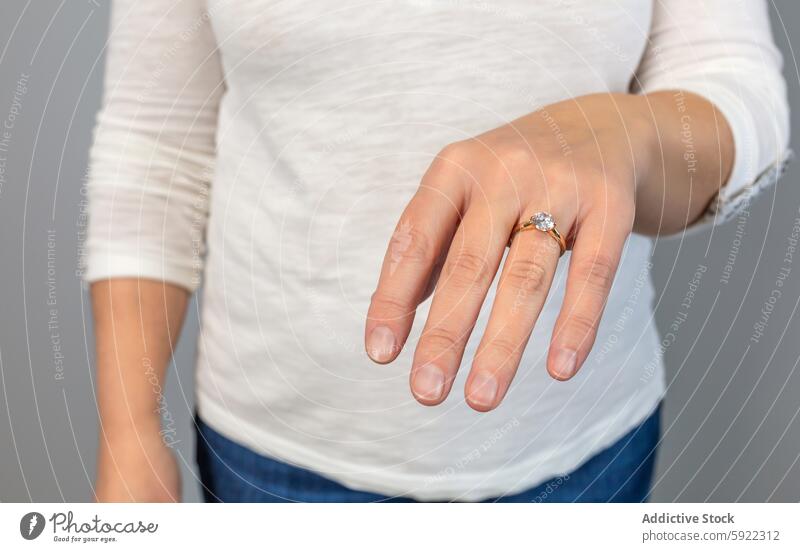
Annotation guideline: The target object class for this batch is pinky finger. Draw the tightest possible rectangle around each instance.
[547,212,630,380]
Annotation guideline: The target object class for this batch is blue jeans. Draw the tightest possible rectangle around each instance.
[195,405,660,502]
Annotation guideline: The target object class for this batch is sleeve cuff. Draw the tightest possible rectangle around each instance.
[679,150,794,238]
[661,83,792,233]
[82,252,201,293]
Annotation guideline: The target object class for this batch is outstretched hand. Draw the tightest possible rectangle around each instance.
[365,91,731,412]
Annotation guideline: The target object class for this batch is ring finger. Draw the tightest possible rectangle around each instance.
[465,204,576,411]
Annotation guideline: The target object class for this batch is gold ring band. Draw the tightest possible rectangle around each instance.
[508,211,566,255]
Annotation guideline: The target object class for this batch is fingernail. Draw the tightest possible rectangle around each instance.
[412,364,445,402]
[367,326,397,363]
[551,349,577,380]
[468,372,498,410]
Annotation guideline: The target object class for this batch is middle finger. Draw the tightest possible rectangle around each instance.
[410,201,516,405]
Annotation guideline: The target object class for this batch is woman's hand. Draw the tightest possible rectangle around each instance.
[365,92,732,412]
[95,423,181,502]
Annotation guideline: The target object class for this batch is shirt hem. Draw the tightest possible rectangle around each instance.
[195,378,665,502]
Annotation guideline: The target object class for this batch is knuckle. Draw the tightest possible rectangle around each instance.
[370,292,412,316]
[420,327,464,353]
[487,336,523,360]
[433,141,472,171]
[566,311,599,341]
[443,248,493,289]
[504,256,549,293]
[495,139,535,164]
[492,140,537,176]
[389,221,435,265]
[574,254,617,295]
[541,156,574,184]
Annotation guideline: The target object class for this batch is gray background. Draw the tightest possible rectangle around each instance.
[0,1,798,502]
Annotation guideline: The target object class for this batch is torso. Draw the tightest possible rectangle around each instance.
[196,0,664,500]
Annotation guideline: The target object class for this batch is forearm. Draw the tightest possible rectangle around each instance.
[92,278,189,439]
[629,90,735,235]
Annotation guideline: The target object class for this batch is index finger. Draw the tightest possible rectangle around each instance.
[365,159,466,364]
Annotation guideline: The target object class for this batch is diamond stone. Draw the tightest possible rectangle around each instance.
[531,212,555,232]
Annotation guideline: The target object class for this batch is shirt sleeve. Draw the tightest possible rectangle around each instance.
[632,0,791,229]
[83,0,224,292]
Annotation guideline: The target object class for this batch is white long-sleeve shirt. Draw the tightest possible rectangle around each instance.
[85,0,790,501]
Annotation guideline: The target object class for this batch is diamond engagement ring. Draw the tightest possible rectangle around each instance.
[508,211,566,255]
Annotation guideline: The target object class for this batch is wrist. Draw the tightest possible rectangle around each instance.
[99,410,163,442]
[621,93,660,191]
